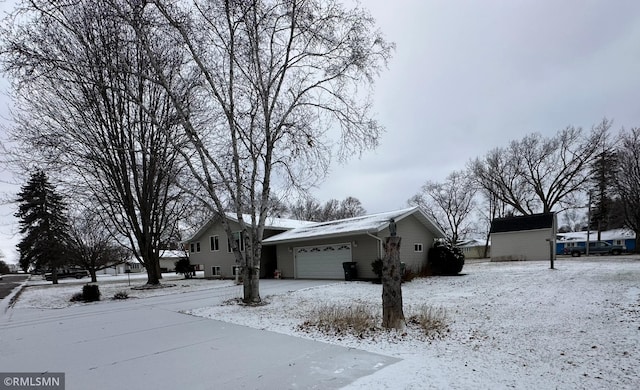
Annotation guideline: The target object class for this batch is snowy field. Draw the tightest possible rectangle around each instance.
[189,258,640,389]
[11,257,640,389]
[13,271,237,309]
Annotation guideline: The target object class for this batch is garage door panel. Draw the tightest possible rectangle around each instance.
[295,243,351,279]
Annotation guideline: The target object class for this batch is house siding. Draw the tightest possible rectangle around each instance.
[189,221,241,278]
[188,220,282,278]
[491,228,554,261]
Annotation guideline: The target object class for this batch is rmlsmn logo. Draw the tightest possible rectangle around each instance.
[1,373,65,389]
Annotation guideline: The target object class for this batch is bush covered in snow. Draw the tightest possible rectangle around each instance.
[427,241,465,275]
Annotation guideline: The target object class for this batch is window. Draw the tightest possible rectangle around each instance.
[414,243,423,252]
[227,231,245,253]
[210,236,220,251]
[212,266,221,276]
[232,265,241,276]
[190,242,201,253]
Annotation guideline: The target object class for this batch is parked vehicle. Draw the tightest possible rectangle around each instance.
[563,241,626,257]
[43,269,90,281]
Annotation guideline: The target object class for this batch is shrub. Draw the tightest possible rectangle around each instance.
[427,241,465,275]
[407,305,448,336]
[69,292,84,302]
[113,291,129,300]
[371,258,383,280]
[175,257,195,279]
[301,303,377,336]
[82,284,101,302]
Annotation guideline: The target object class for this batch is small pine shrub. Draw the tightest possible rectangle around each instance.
[70,292,84,302]
[82,284,101,302]
[427,241,465,275]
[113,291,129,300]
[371,258,383,280]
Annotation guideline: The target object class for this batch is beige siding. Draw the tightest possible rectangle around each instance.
[391,215,437,273]
[188,221,242,278]
[491,228,555,261]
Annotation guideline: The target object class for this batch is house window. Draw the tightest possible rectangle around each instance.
[227,231,245,253]
[613,239,624,246]
[190,242,201,253]
[232,265,241,276]
[414,243,423,252]
[212,266,221,276]
[210,236,220,251]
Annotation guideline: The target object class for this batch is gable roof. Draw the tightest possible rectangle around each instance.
[490,213,555,234]
[187,213,313,242]
[262,206,446,244]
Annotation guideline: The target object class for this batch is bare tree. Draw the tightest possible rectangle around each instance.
[66,213,130,283]
[471,122,609,215]
[337,197,366,220]
[1,0,191,285]
[615,127,640,250]
[128,1,393,302]
[409,170,477,245]
[289,196,366,222]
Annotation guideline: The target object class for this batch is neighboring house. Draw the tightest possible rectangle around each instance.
[459,238,490,259]
[556,228,636,254]
[187,214,313,279]
[262,206,446,279]
[159,250,188,272]
[100,258,145,275]
[489,213,557,261]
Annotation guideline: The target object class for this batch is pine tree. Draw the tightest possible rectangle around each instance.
[15,170,69,282]
[589,147,619,238]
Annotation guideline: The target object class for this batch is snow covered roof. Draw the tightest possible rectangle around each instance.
[225,213,314,230]
[159,250,187,259]
[557,228,636,242]
[262,206,446,244]
[186,213,313,242]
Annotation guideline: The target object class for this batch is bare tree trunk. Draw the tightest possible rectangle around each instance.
[381,236,405,330]
[89,270,97,283]
[242,262,261,304]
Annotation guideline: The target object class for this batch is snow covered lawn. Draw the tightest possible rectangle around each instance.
[10,258,640,389]
[14,271,236,309]
[188,258,640,389]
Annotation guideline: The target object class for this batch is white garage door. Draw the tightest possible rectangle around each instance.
[295,243,352,279]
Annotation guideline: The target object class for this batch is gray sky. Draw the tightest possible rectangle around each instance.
[2,0,640,264]
[311,0,640,214]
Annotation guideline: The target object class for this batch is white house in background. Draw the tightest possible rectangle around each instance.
[459,238,490,259]
[100,259,144,275]
[489,213,557,261]
[159,250,189,272]
[186,213,314,279]
[262,207,446,279]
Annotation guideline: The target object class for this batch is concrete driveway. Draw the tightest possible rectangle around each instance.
[0,279,399,390]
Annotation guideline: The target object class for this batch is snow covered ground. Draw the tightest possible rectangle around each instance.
[13,271,238,309]
[11,257,640,389]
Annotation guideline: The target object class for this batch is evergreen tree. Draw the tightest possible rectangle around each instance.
[589,145,619,238]
[15,170,69,282]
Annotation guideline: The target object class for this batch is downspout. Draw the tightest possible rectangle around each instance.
[366,232,384,259]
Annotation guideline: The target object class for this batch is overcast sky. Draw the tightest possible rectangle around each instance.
[2,0,640,264]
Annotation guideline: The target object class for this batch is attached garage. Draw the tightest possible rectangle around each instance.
[294,243,352,279]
